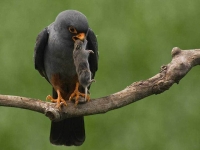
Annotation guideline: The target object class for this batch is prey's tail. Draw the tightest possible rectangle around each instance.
[84,79,96,101]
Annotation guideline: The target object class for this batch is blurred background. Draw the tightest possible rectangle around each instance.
[0,0,200,150]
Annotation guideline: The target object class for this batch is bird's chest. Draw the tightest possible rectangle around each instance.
[44,38,77,82]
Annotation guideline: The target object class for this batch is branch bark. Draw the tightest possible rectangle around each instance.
[0,47,200,122]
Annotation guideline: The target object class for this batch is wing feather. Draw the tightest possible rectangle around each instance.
[87,28,99,79]
[34,27,49,79]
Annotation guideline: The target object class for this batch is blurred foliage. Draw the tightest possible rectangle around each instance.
[0,0,200,150]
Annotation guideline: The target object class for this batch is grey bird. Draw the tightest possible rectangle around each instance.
[72,39,95,103]
[34,10,98,146]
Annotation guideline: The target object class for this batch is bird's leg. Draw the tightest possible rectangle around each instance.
[69,82,90,106]
[46,89,67,108]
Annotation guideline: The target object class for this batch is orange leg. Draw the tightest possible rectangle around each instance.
[69,82,90,106]
[46,89,67,109]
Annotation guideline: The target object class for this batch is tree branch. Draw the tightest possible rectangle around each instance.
[0,47,200,122]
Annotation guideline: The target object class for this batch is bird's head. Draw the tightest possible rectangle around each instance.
[54,10,89,42]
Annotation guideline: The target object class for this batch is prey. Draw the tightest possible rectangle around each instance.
[73,39,95,101]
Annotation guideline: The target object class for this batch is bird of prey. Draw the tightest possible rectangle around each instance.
[34,10,98,146]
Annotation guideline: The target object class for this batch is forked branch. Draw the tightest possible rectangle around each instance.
[0,47,200,122]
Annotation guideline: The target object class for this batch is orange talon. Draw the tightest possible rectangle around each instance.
[69,82,90,105]
[46,89,67,109]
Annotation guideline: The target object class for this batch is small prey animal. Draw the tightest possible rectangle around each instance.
[73,39,95,101]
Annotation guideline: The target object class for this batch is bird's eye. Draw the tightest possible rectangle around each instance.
[69,26,77,34]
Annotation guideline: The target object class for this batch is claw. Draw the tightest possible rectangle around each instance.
[46,89,67,109]
[69,82,90,106]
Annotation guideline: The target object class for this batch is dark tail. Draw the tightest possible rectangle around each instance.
[50,88,85,146]
[50,117,85,146]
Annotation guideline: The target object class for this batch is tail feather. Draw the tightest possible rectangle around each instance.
[50,88,85,146]
[50,117,85,146]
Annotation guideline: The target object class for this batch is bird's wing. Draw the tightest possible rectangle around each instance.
[34,27,49,80]
[87,28,99,78]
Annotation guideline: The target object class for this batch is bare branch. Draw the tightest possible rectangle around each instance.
[0,47,200,122]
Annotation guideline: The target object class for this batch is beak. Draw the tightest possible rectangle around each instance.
[72,33,85,41]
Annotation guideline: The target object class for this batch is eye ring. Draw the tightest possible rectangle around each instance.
[69,26,77,34]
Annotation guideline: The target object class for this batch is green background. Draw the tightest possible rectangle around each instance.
[0,0,200,150]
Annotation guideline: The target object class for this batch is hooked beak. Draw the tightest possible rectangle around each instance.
[72,33,85,41]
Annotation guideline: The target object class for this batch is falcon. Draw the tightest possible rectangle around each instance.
[34,10,98,146]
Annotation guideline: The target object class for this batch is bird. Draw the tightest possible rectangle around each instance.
[34,10,98,146]
[72,39,95,103]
